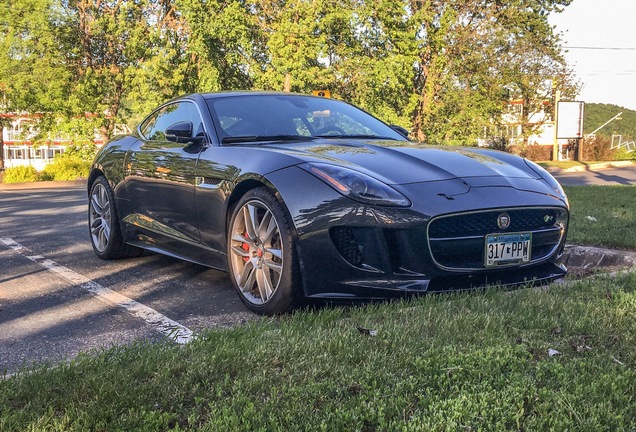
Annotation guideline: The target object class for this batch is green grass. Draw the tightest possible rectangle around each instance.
[565,185,636,250]
[2,275,636,430]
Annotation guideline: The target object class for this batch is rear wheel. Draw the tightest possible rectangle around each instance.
[88,176,142,259]
[227,188,301,314]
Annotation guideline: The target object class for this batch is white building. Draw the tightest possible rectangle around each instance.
[1,115,70,170]
[1,113,130,170]
[481,100,574,160]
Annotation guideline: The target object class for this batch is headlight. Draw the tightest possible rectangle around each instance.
[524,159,568,205]
[301,163,411,207]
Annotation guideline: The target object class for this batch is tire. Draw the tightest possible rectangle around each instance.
[88,176,142,260]
[227,187,301,315]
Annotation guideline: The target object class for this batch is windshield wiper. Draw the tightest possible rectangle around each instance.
[314,134,398,140]
[221,135,317,144]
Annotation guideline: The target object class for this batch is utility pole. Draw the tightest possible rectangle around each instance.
[551,88,561,161]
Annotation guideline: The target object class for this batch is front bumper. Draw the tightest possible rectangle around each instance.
[309,261,567,300]
[266,167,569,300]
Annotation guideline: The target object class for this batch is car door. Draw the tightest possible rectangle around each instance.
[125,100,207,253]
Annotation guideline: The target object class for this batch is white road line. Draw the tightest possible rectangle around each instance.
[0,237,195,344]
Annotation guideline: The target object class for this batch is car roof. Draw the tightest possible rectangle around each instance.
[199,91,329,101]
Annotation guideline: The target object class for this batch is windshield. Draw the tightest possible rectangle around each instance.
[205,94,405,144]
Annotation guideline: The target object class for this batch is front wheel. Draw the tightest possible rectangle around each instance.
[227,188,301,315]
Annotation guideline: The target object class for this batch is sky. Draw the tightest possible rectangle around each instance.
[549,0,636,111]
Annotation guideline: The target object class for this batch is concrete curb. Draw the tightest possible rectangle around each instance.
[0,179,87,190]
[546,160,636,173]
[563,244,636,270]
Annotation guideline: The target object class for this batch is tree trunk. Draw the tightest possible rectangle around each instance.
[283,73,291,93]
[283,73,292,92]
[413,59,431,142]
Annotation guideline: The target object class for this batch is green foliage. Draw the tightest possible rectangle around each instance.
[59,0,162,140]
[613,147,636,161]
[40,157,91,181]
[577,134,635,162]
[60,143,99,162]
[0,0,578,146]
[585,103,636,140]
[1,165,39,183]
[1,272,636,430]
[0,0,70,114]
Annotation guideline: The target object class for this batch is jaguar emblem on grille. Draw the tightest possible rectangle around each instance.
[497,212,511,230]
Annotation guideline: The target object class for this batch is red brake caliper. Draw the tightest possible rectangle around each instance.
[241,231,250,262]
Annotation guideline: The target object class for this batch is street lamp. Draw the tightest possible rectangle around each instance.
[588,112,622,136]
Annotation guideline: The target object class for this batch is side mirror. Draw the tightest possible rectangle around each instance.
[166,121,204,144]
[390,125,410,139]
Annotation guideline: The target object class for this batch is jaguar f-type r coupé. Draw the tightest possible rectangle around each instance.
[88,92,569,314]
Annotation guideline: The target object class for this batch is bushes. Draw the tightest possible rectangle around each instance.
[512,136,635,162]
[1,165,39,184]
[514,143,552,161]
[579,136,636,161]
[580,135,614,161]
[40,157,91,181]
[1,156,90,184]
[613,146,636,161]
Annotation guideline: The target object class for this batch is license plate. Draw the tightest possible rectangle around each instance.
[485,232,531,267]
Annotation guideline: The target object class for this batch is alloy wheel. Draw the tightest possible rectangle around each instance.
[229,199,284,305]
[89,182,112,253]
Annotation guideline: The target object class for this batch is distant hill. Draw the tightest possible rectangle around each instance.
[584,103,636,141]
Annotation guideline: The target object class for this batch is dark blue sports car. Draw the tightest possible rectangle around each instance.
[88,92,569,314]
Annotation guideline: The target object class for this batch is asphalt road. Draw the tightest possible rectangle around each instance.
[0,183,254,376]
[551,166,636,186]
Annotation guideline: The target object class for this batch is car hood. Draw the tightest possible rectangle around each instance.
[263,140,540,185]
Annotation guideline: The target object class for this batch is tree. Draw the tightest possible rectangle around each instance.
[327,0,419,128]
[246,0,334,92]
[242,0,576,143]
[0,0,578,151]
[0,90,8,170]
[56,0,163,141]
[0,0,71,167]
[495,1,579,146]
[244,0,418,128]
[407,0,577,144]
[176,0,255,92]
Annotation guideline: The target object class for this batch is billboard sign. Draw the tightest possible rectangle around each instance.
[557,101,585,139]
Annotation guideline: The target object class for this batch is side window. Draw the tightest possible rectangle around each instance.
[140,102,204,141]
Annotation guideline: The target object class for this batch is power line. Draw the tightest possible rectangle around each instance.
[564,46,636,51]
